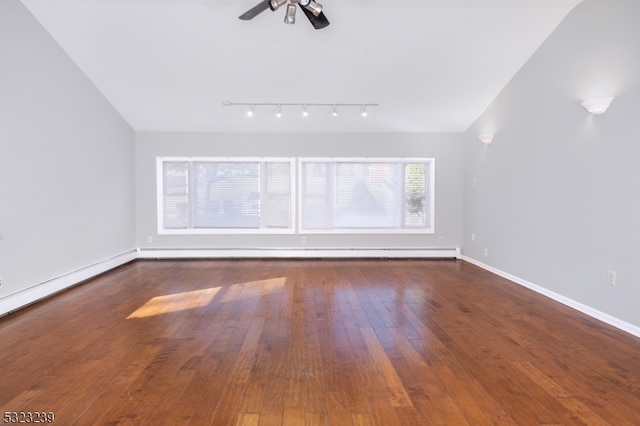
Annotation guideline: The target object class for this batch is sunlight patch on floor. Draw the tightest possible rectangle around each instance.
[219,277,287,303]
[127,277,288,319]
[127,287,221,319]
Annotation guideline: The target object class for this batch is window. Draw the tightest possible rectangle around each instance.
[158,158,295,234]
[158,156,434,235]
[299,158,434,233]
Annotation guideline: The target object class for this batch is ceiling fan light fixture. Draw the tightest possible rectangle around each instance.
[361,105,368,117]
[269,0,287,11]
[302,104,309,117]
[276,104,283,118]
[247,104,255,117]
[331,105,338,117]
[304,0,323,17]
[284,3,296,24]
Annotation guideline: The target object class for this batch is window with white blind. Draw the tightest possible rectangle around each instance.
[158,157,295,233]
[299,158,434,233]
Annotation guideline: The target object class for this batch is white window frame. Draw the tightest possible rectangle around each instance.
[157,157,296,234]
[297,157,435,234]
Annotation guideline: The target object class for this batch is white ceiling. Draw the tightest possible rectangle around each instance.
[20,0,582,133]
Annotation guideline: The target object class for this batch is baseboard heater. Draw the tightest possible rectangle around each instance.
[137,247,461,259]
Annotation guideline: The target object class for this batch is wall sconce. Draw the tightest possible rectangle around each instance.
[478,133,494,145]
[581,97,614,115]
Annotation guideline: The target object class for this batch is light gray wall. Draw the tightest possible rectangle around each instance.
[464,0,640,327]
[0,0,135,298]
[136,132,464,250]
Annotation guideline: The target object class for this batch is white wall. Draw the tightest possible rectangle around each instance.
[136,132,464,251]
[0,0,136,309]
[464,0,640,329]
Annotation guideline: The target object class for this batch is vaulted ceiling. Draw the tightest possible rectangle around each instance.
[20,0,583,133]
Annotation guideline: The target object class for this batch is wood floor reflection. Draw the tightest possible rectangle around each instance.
[1,259,639,425]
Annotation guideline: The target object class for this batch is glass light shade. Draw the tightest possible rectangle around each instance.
[581,97,614,115]
[284,4,296,24]
[478,133,494,144]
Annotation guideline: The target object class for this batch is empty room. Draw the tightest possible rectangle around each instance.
[1,0,640,424]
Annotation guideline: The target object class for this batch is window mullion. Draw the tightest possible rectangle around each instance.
[400,162,406,229]
[259,161,265,229]
[187,161,195,229]
[329,162,335,229]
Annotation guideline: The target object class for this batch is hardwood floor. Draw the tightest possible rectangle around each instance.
[1,259,640,425]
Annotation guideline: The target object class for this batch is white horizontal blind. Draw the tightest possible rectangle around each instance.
[404,162,429,228]
[160,157,431,234]
[263,162,292,228]
[300,158,434,233]
[300,162,331,229]
[193,162,260,228]
[159,158,293,233]
[335,162,400,228]
[163,161,189,229]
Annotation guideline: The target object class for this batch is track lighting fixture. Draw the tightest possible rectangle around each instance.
[223,102,378,119]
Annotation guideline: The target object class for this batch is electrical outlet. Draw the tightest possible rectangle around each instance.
[301,236,307,244]
[484,248,489,256]
[147,236,153,243]
[607,270,616,286]
[0,276,3,287]
[471,233,475,241]
[438,236,444,244]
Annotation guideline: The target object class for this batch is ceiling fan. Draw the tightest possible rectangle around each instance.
[239,0,330,30]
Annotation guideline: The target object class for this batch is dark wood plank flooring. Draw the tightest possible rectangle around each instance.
[1,259,639,425]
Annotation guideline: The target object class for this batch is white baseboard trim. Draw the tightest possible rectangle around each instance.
[0,247,459,317]
[462,255,640,339]
[137,247,461,260]
[0,250,137,317]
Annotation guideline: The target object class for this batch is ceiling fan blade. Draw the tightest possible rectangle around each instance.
[239,1,270,20]
[300,5,330,30]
